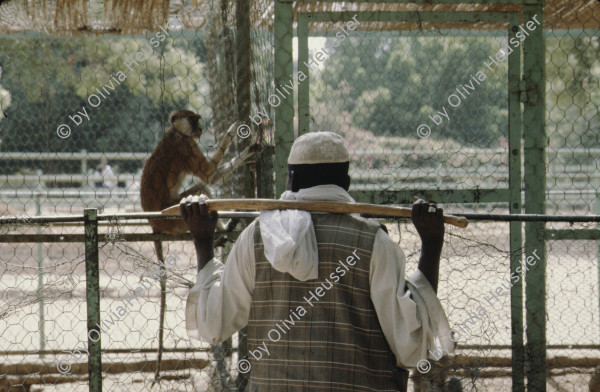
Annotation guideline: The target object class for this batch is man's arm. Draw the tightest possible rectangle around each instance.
[369,198,451,368]
[369,229,453,368]
[180,195,217,271]
[179,195,256,343]
[411,197,444,292]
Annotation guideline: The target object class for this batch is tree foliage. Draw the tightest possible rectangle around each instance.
[0,33,209,173]
[311,33,598,150]
[311,34,509,147]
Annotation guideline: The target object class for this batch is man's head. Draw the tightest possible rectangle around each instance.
[286,132,350,192]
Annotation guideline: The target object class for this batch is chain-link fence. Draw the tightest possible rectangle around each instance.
[0,0,273,390]
[1,0,599,391]
[288,5,599,391]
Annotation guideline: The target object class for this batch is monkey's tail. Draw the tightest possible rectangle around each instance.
[151,240,167,387]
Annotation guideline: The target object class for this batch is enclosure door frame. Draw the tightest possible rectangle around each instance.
[279,9,530,391]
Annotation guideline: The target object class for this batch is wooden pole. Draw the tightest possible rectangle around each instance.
[161,199,469,228]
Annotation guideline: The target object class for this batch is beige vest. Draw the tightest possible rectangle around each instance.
[246,213,408,391]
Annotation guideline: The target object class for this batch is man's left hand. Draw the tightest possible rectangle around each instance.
[412,197,444,292]
[411,197,445,245]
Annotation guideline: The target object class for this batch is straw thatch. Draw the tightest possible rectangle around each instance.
[0,0,203,34]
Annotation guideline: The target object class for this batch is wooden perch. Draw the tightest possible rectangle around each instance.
[162,199,469,228]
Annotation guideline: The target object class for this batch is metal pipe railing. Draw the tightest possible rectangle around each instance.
[4,211,600,225]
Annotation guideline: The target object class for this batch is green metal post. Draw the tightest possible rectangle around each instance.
[36,194,45,358]
[297,13,310,136]
[84,209,102,392]
[258,145,275,199]
[236,0,252,381]
[274,0,295,196]
[507,14,525,392]
[522,4,546,392]
[596,193,600,342]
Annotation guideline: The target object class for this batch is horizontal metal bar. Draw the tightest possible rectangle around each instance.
[0,152,149,160]
[0,190,137,197]
[2,344,596,357]
[300,11,520,23]
[5,217,600,243]
[0,233,188,243]
[306,29,582,38]
[0,231,246,243]
[545,229,600,240]
[96,211,260,221]
[1,348,211,356]
[0,215,87,224]
[350,189,510,204]
[0,189,595,200]
[458,344,600,350]
[2,174,136,181]
[4,210,600,229]
[365,213,600,224]
[284,0,527,4]
[0,212,259,225]
[361,213,600,223]
[454,213,600,223]
[2,148,598,163]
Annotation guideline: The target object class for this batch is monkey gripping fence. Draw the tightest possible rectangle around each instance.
[1,0,600,391]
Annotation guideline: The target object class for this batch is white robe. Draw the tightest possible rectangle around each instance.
[185,185,454,368]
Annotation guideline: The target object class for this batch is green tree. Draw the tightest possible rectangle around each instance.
[0,33,211,174]
[312,34,509,146]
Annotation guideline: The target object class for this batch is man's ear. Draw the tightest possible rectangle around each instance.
[344,174,351,191]
[286,170,295,191]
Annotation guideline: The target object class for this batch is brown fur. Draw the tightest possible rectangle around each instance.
[140,110,235,234]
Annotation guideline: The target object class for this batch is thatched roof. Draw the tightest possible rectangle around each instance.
[0,0,597,35]
[0,0,273,35]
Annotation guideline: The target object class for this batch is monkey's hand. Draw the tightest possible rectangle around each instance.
[226,121,243,139]
[249,143,263,154]
[179,195,218,241]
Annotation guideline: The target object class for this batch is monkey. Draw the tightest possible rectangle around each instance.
[140,109,261,384]
[140,109,261,234]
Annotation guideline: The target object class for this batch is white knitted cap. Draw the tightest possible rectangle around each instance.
[287,132,350,165]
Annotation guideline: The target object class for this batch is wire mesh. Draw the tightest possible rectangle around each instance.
[1,1,599,392]
[0,0,273,390]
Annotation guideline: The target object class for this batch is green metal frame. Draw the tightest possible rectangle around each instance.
[274,2,547,390]
[296,11,526,390]
[84,209,102,392]
[522,5,546,391]
[21,2,549,392]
